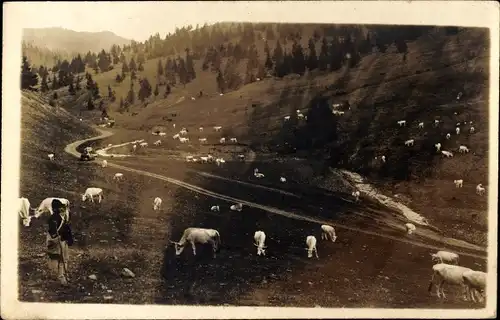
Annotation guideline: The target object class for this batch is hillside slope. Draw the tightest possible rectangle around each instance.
[22,27,132,54]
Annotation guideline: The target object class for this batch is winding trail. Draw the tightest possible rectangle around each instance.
[64,128,487,259]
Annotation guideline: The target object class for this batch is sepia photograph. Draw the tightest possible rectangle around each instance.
[2,1,498,319]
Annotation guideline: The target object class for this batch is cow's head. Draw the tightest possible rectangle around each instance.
[22,216,32,227]
[81,194,87,202]
[331,235,337,243]
[430,253,440,263]
[169,240,185,256]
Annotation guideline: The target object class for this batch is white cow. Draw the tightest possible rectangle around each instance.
[237,154,245,161]
[428,263,472,300]
[404,139,415,147]
[199,138,207,143]
[179,137,189,143]
[81,187,104,203]
[169,227,221,258]
[153,197,162,211]
[173,134,180,140]
[320,224,337,242]
[200,156,209,163]
[48,153,55,161]
[441,150,453,158]
[230,203,243,212]
[154,140,162,146]
[186,155,194,162]
[34,197,70,219]
[435,143,442,152]
[405,223,416,235]
[173,124,176,128]
[210,205,220,212]
[230,138,238,143]
[446,133,451,140]
[397,120,406,127]
[470,127,475,134]
[139,142,148,148]
[454,179,464,188]
[280,176,286,183]
[214,126,222,132]
[297,113,305,119]
[102,160,108,168]
[199,127,204,132]
[215,158,225,166]
[305,235,319,259]
[132,144,137,151]
[418,122,424,129]
[19,197,35,227]
[430,251,459,265]
[476,184,486,195]
[352,190,360,202]
[456,127,460,135]
[284,116,291,121]
[434,119,440,127]
[253,231,267,256]
[219,137,226,144]
[462,270,487,303]
[159,132,166,136]
[381,155,386,163]
[254,172,265,178]
[113,173,124,181]
[459,145,469,153]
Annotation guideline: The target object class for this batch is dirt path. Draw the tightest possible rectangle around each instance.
[63,129,487,259]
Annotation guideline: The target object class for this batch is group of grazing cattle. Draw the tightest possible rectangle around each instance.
[428,251,486,303]
[167,221,337,259]
[18,197,71,227]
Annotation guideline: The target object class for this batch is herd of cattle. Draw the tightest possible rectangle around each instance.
[19,91,487,305]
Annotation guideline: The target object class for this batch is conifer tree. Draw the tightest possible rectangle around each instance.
[307,38,318,71]
[154,83,159,97]
[21,56,39,90]
[40,73,49,92]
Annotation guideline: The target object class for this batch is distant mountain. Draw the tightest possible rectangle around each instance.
[22,27,132,54]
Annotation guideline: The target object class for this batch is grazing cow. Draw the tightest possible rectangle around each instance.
[199,127,204,132]
[428,263,472,300]
[154,140,162,146]
[199,138,207,143]
[159,132,167,136]
[405,223,416,235]
[441,150,453,158]
[200,156,209,163]
[102,160,108,168]
[456,127,460,135]
[210,205,220,212]
[418,122,424,129]
[48,153,55,161]
[320,224,337,242]
[284,116,291,121]
[297,113,305,119]
[132,144,137,151]
[179,137,189,143]
[470,127,475,134]
[215,158,225,166]
[381,155,386,163]
[253,231,267,256]
[352,190,360,202]
[404,139,415,147]
[81,187,104,203]
[397,120,406,127]
[186,155,194,162]
[462,270,487,303]
[237,154,245,161]
[459,145,469,153]
[454,179,464,188]
[153,197,162,211]
[254,172,265,178]
[430,251,459,265]
[19,197,35,227]
[34,197,70,220]
[435,143,442,152]
[214,126,222,132]
[173,134,180,140]
[230,203,243,212]
[434,119,440,127]
[139,142,148,148]
[180,128,188,135]
[169,227,221,258]
[446,133,451,140]
[230,138,238,143]
[456,92,463,100]
[305,235,319,259]
[113,173,124,181]
[476,184,486,195]
[280,176,286,183]
[219,137,226,144]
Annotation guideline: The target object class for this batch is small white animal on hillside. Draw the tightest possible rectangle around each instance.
[179,137,189,143]
[431,251,459,265]
[140,142,148,147]
[180,128,188,135]
[418,122,424,129]
[102,160,108,168]
[154,140,162,146]
[446,133,451,140]
[459,145,469,153]
[284,116,291,121]
[132,144,137,151]
[470,126,475,134]
[297,113,305,119]
[434,119,440,127]
[476,184,486,196]
[305,235,319,259]
[238,154,245,161]
[230,203,243,212]
[82,187,104,203]
[173,124,176,128]
[404,139,414,147]
[113,173,124,181]
[191,97,196,101]
[199,127,204,132]
[454,179,463,188]
[200,156,209,163]
[280,176,286,183]
[405,223,416,235]
[219,137,226,144]
[435,143,442,152]
[352,190,360,202]
[35,197,71,219]
[48,153,55,161]
[255,172,265,178]
[153,197,162,211]
[215,158,225,166]
[210,205,220,212]
[159,132,166,136]
[199,138,207,143]
[456,127,460,135]
[230,138,238,143]
[214,126,222,132]
[254,231,267,256]
[321,224,337,242]
[397,120,406,127]
[186,155,194,162]
[173,134,180,140]
[441,150,453,158]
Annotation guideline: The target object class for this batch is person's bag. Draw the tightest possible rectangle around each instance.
[47,235,61,256]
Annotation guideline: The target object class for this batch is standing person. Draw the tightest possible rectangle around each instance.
[46,199,74,286]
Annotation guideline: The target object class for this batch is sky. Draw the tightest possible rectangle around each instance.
[5,1,497,42]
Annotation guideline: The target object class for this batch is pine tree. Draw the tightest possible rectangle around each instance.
[185,49,196,81]
[21,56,38,90]
[216,69,226,94]
[68,82,76,95]
[75,75,81,90]
[307,38,318,71]
[138,77,152,102]
[318,37,329,71]
[87,95,94,110]
[122,60,129,74]
[157,59,164,77]
[129,57,137,72]
[291,42,306,76]
[264,50,273,71]
[126,81,135,104]
[108,85,113,98]
[40,73,49,92]
[154,83,159,97]
[138,62,144,72]
[51,74,58,90]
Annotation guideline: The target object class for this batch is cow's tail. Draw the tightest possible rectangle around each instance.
[428,271,436,293]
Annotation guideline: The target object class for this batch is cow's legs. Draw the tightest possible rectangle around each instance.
[314,248,319,259]
[191,242,197,256]
[208,239,217,258]
[439,281,446,299]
